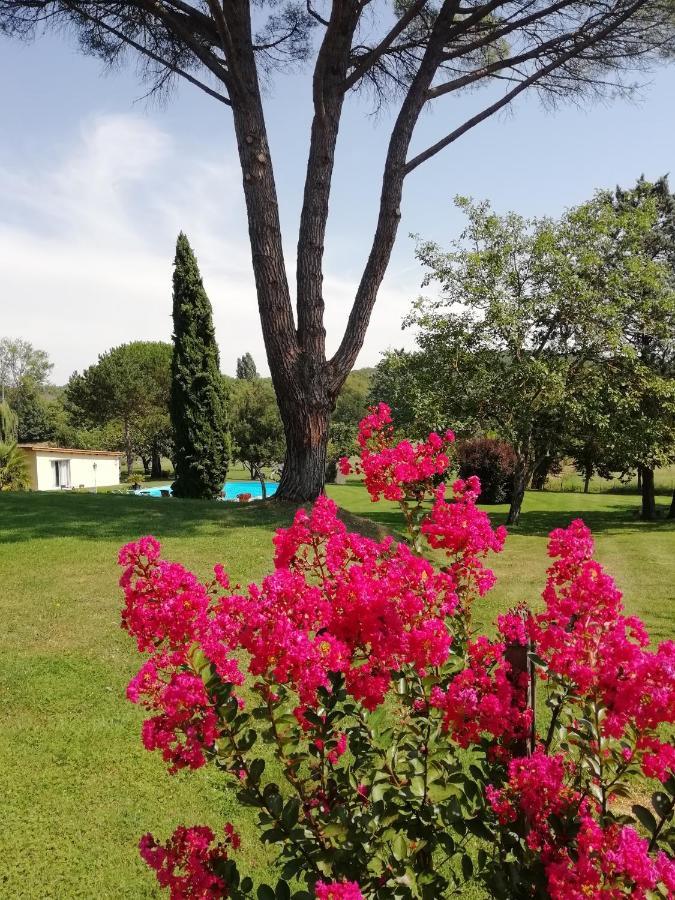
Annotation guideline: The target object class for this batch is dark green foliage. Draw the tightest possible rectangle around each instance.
[457,438,517,504]
[170,233,229,499]
[236,353,259,381]
[66,341,172,473]
[12,379,57,443]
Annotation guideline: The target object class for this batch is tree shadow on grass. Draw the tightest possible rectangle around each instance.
[2,490,672,547]
[351,498,675,539]
[0,492,297,545]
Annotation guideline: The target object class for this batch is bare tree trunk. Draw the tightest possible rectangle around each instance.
[151,445,162,480]
[140,455,151,476]
[637,467,642,491]
[507,453,530,526]
[584,466,592,494]
[668,487,675,520]
[123,420,133,476]
[640,465,657,520]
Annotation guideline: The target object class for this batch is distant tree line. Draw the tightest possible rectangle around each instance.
[0,237,373,497]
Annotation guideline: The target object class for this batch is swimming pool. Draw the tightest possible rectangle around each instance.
[136,480,279,500]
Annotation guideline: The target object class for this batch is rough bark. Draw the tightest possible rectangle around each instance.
[507,452,531,526]
[276,398,330,502]
[668,487,675,519]
[640,464,657,520]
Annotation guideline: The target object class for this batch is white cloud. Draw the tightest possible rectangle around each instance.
[0,113,418,385]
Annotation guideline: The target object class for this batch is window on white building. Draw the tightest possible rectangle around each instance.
[51,459,71,488]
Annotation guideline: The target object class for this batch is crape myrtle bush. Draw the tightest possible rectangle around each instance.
[120,403,675,899]
[456,438,517,505]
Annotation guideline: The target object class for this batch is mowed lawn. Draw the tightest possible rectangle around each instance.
[0,486,673,898]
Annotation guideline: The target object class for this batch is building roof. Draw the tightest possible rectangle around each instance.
[18,444,124,458]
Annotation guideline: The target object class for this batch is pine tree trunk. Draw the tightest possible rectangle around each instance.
[640,465,657,520]
[276,401,330,503]
[668,487,675,520]
[507,453,530,526]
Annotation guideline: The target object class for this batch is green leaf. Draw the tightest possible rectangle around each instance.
[281,798,300,830]
[392,833,408,861]
[652,792,672,819]
[258,886,275,900]
[371,782,387,803]
[461,854,474,880]
[466,817,493,841]
[249,758,265,783]
[275,882,291,900]
[633,804,657,834]
[410,776,426,797]
[241,877,253,893]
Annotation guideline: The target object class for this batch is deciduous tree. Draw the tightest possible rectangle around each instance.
[0,337,52,402]
[235,352,258,381]
[392,193,675,523]
[66,341,172,474]
[2,0,673,500]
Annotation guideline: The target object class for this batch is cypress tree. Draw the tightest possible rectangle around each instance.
[170,233,229,498]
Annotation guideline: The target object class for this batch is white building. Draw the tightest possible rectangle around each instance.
[18,445,122,491]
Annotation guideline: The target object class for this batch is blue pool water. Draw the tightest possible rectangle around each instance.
[137,481,279,500]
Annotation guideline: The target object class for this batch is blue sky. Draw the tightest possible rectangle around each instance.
[1,30,673,384]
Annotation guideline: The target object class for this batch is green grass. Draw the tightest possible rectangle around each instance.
[0,486,673,897]
[334,482,675,641]
[541,463,675,496]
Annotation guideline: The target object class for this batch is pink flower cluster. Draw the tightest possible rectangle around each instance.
[545,816,675,899]
[422,479,507,596]
[486,754,675,898]
[127,657,219,773]
[339,403,454,501]
[530,519,675,781]
[485,751,577,848]
[430,630,532,755]
[120,482,507,774]
[315,881,364,899]
[139,824,239,900]
[205,497,460,711]
[118,538,244,772]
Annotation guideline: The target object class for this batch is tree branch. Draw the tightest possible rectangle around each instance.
[344,0,429,90]
[405,0,651,174]
[62,1,232,105]
[296,1,362,367]
[330,0,464,383]
[134,0,230,85]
